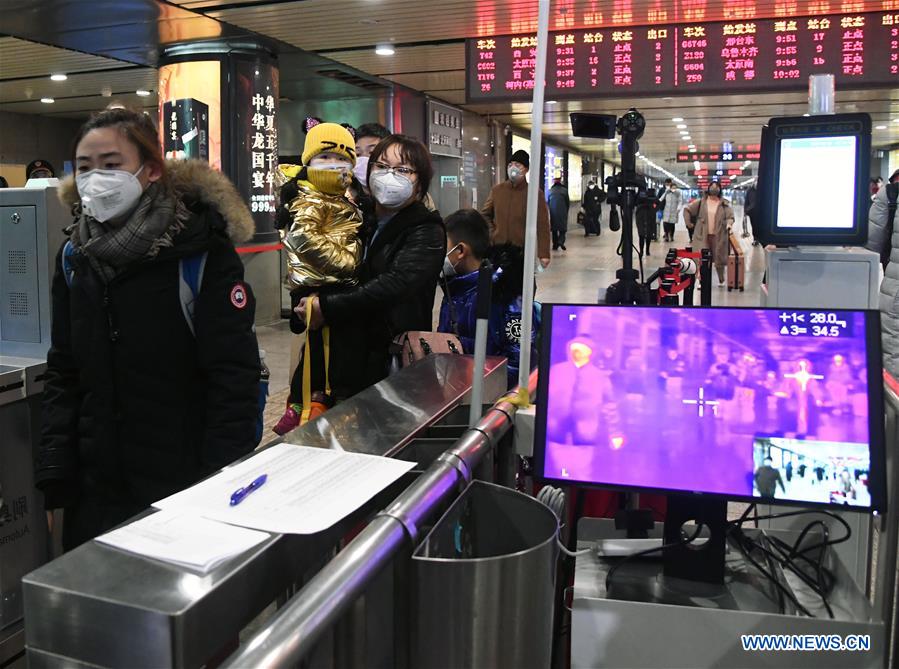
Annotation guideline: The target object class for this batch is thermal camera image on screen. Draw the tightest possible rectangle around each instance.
[541,306,873,507]
[776,136,856,230]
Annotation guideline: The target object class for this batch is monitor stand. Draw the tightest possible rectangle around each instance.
[662,494,728,584]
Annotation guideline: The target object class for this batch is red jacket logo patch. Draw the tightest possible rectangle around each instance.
[231,284,247,309]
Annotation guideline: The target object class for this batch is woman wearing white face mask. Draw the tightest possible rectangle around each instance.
[299,135,445,390]
[36,107,261,551]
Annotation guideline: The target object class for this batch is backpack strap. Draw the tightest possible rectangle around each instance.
[881,183,899,269]
[61,239,76,287]
[887,183,899,226]
[178,252,208,336]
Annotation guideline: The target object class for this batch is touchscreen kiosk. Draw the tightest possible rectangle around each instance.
[755,113,871,246]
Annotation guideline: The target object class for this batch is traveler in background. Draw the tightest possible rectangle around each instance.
[743,183,759,243]
[438,209,539,387]
[580,179,605,236]
[548,176,570,251]
[871,177,884,201]
[481,150,551,269]
[754,457,786,500]
[0,176,8,188]
[353,121,438,213]
[297,135,445,390]
[659,178,681,243]
[635,200,657,258]
[683,181,735,284]
[353,122,390,190]
[26,159,55,180]
[36,107,260,550]
[865,168,899,378]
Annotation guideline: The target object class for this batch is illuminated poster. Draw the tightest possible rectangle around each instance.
[157,61,222,170]
[568,153,583,201]
[544,145,563,191]
[232,60,279,236]
[467,11,899,102]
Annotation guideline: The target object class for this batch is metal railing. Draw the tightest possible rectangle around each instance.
[221,373,537,669]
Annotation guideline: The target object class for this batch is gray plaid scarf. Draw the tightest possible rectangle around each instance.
[72,182,187,283]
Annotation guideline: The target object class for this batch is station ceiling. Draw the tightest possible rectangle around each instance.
[180,0,899,165]
[1,0,896,170]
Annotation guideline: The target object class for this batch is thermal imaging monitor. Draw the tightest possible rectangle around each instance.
[534,305,886,513]
[756,113,871,246]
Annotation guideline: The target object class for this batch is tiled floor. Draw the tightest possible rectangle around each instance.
[535,204,764,307]
[257,205,765,435]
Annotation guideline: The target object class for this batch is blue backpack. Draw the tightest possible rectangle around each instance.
[61,240,208,335]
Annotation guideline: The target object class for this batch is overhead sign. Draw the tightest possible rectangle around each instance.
[689,167,753,177]
[677,150,761,163]
[428,100,463,158]
[466,11,898,102]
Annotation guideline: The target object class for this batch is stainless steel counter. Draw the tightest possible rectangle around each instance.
[0,355,50,665]
[23,354,507,669]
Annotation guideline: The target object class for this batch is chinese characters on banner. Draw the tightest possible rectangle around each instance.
[234,60,279,238]
[467,10,897,101]
[249,91,278,216]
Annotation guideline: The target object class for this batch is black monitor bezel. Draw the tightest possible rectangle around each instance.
[532,303,887,515]
[756,113,871,247]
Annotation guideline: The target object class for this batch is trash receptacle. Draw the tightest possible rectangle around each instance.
[410,480,558,669]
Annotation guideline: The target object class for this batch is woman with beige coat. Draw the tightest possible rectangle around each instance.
[684,183,735,283]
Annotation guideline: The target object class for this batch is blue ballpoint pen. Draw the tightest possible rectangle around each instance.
[230,474,268,506]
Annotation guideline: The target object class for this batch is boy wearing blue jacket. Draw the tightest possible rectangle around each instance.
[438,209,539,388]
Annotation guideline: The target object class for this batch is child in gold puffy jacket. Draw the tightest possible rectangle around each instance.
[273,119,363,434]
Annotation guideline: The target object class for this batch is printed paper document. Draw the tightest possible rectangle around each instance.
[95,510,270,572]
[153,443,415,534]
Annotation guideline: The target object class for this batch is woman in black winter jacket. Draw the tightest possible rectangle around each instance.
[36,107,261,550]
[298,135,445,392]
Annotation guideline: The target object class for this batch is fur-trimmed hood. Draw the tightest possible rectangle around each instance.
[58,159,255,244]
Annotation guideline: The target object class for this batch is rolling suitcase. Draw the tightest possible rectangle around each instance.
[727,233,744,292]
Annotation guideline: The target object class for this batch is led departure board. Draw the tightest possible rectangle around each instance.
[467,11,898,102]
[677,149,761,162]
[689,168,752,177]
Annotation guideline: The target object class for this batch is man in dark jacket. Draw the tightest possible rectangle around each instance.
[580,180,605,236]
[754,457,786,499]
[438,209,539,387]
[744,184,759,244]
[635,201,658,257]
[548,177,570,251]
[37,159,260,550]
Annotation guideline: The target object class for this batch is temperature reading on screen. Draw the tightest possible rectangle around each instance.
[778,311,851,337]
[538,306,879,510]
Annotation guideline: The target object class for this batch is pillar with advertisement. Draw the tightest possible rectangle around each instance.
[157,43,280,243]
